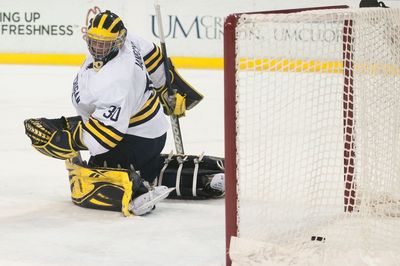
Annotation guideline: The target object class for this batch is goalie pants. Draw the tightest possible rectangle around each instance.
[89,133,166,183]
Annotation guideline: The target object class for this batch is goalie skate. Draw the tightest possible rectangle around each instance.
[129,186,175,216]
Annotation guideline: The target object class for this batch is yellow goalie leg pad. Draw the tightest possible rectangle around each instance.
[65,159,133,217]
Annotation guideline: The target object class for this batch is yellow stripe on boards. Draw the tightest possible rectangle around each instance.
[172,57,223,69]
[4,53,396,74]
[0,53,223,69]
[85,122,117,148]
[238,58,343,74]
[0,53,86,66]
[89,118,123,142]
[237,59,400,75]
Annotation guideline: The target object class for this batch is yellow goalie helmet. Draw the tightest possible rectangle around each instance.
[86,10,127,68]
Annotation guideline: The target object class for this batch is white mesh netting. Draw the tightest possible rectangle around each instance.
[230,7,400,265]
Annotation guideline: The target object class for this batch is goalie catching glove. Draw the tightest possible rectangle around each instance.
[155,58,203,118]
[24,116,87,160]
[156,85,187,118]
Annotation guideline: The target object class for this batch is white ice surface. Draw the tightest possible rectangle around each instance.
[0,65,225,266]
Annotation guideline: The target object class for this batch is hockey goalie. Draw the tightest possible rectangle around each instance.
[23,10,224,217]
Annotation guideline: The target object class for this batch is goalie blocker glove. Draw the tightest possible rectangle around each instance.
[155,58,204,118]
[24,116,87,160]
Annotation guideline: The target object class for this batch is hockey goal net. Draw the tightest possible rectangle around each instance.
[224,6,400,266]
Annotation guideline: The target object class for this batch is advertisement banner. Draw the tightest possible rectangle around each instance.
[0,0,399,67]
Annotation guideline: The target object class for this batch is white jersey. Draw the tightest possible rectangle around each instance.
[72,33,169,156]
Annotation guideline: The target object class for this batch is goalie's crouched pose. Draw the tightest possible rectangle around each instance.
[23,10,224,216]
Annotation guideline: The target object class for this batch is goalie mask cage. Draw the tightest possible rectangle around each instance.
[224,6,400,266]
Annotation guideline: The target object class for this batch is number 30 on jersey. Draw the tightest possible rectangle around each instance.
[103,105,121,121]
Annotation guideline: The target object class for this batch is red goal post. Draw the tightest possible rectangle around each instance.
[222,5,397,266]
